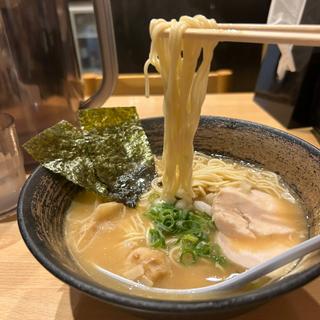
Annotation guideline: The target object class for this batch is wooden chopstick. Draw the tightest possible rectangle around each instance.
[161,28,320,46]
[217,23,320,33]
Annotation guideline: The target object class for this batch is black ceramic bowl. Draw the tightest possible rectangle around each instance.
[18,117,320,319]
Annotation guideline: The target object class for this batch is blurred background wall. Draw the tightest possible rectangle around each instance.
[70,0,272,92]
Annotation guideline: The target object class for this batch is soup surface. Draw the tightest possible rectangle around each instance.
[65,155,307,290]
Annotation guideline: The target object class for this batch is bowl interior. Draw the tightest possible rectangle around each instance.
[18,117,320,311]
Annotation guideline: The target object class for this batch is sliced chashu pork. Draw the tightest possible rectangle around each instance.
[214,187,294,238]
[215,232,294,269]
[212,187,296,269]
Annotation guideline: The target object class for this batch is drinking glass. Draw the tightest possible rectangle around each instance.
[0,113,25,218]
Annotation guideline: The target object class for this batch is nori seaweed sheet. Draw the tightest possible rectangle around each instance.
[23,107,155,207]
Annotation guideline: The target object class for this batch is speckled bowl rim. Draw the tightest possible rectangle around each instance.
[17,116,320,314]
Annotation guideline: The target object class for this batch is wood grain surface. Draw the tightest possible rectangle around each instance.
[0,93,319,320]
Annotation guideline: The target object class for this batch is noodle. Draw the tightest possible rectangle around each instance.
[152,153,290,201]
[168,245,183,268]
[144,15,218,203]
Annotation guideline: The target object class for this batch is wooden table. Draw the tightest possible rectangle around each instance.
[1,93,319,320]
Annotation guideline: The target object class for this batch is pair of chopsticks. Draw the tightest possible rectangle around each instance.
[162,23,320,46]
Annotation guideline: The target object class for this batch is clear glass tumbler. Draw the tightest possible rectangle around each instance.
[0,113,25,217]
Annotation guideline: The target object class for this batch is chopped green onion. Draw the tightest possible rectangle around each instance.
[181,234,199,244]
[145,203,227,267]
[211,244,228,266]
[195,241,212,257]
[180,249,196,265]
[161,216,176,231]
[148,228,166,248]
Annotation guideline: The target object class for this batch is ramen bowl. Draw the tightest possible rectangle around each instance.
[18,117,320,319]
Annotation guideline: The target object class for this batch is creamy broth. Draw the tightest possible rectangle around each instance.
[65,192,242,289]
[65,160,308,290]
